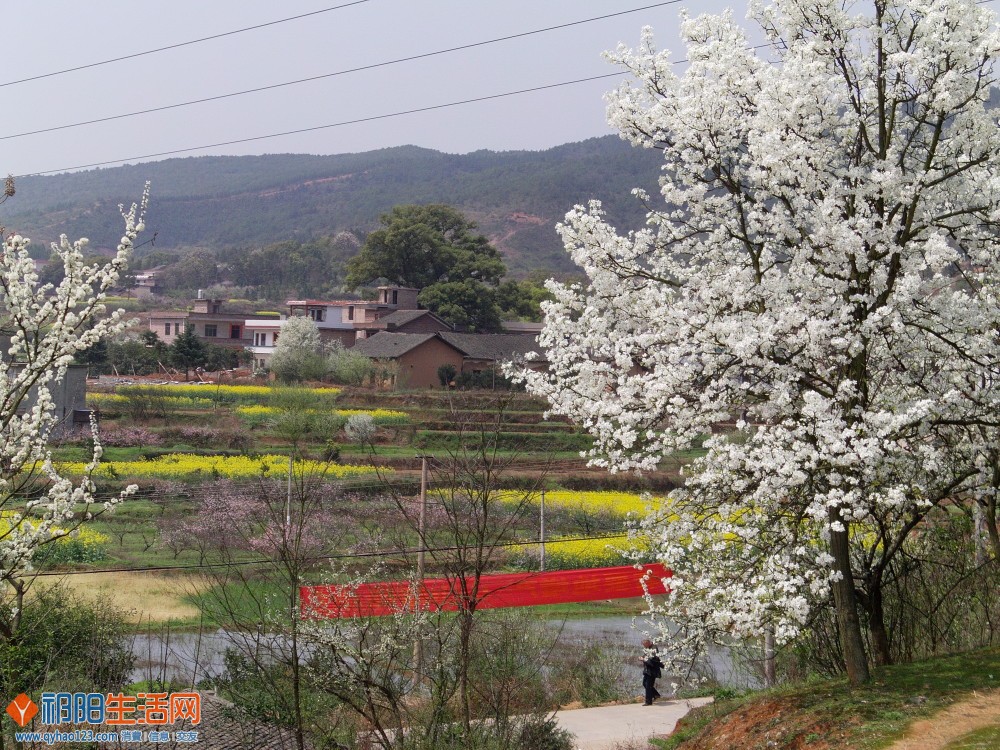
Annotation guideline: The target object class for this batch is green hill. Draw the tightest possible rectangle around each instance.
[4,136,664,277]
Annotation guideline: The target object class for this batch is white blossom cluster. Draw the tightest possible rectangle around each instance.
[0,185,149,589]
[517,0,1000,675]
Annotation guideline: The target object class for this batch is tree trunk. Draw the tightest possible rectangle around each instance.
[458,606,474,747]
[984,472,1000,560]
[763,627,776,687]
[867,581,892,667]
[828,507,871,684]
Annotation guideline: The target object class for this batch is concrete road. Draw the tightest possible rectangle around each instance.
[553,697,714,750]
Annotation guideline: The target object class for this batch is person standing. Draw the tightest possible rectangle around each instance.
[641,639,664,706]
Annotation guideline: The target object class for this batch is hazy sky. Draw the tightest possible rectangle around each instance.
[4,1,753,177]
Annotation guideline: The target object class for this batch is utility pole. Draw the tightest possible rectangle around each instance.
[286,450,293,529]
[416,456,428,583]
[413,456,429,678]
[540,489,546,572]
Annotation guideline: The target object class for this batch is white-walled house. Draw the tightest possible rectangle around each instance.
[244,319,286,371]
[285,286,425,347]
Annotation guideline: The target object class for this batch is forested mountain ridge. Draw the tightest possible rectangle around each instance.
[5,136,664,276]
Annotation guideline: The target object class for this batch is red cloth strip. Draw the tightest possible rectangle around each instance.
[300,564,671,619]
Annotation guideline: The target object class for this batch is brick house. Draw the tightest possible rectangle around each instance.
[350,332,466,389]
[364,309,452,335]
[351,331,544,389]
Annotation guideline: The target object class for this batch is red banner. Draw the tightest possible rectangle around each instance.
[300,564,671,619]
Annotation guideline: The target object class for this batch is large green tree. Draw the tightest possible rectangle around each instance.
[417,280,502,333]
[346,205,505,290]
[347,205,515,331]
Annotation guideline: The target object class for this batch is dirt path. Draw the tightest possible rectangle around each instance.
[887,689,1000,750]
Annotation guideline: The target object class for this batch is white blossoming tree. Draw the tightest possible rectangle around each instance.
[269,314,328,383]
[0,186,148,640]
[522,0,1000,685]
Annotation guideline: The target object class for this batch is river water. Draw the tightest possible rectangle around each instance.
[129,616,750,691]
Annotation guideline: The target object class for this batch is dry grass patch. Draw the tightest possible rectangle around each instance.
[34,571,206,623]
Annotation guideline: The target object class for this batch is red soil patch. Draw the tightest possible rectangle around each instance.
[672,698,860,750]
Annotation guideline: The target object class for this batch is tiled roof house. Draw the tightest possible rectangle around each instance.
[351,331,544,389]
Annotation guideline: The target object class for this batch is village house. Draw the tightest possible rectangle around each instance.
[130,272,158,298]
[146,286,541,379]
[351,331,544,389]
[284,285,434,347]
[147,294,251,350]
[233,286,451,369]
[244,317,285,372]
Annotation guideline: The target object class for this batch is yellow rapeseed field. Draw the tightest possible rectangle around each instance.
[514,533,648,570]
[58,453,383,480]
[498,489,658,517]
[87,393,214,409]
[118,383,341,404]
[236,405,409,424]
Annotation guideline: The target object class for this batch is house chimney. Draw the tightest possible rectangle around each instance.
[197,289,204,300]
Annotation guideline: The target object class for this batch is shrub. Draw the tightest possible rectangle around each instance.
[548,640,632,707]
[513,715,574,750]
[97,425,162,448]
[327,342,375,386]
[0,588,134,695]
[33,527,110,565]
[438,364,457,387]
[158,426,223,448]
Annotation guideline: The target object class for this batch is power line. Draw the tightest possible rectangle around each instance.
[16,73,624,177]
[0,1,373,89]
[6,0,996,97]
[20,0,991,178]
[30,531,637,577]
[16,21,922,178]
[0,1,691,142]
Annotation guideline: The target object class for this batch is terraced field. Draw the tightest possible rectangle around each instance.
[30,379,694,625]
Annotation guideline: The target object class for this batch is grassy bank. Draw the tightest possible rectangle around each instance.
[661,648,1000,750]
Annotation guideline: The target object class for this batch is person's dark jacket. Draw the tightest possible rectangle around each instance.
[643,653,663,678]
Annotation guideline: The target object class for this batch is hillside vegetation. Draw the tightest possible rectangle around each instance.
[665,649,1000,750]
[7,136,663,276]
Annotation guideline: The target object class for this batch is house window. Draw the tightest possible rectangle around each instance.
[164,323,171,335]
[204,324,218,337]
[308,308,325,322]
[347,306,354,321]
[231,325,241,339]
[392,290,398,305]
[254,332,268,347]
[272,332,278,345]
